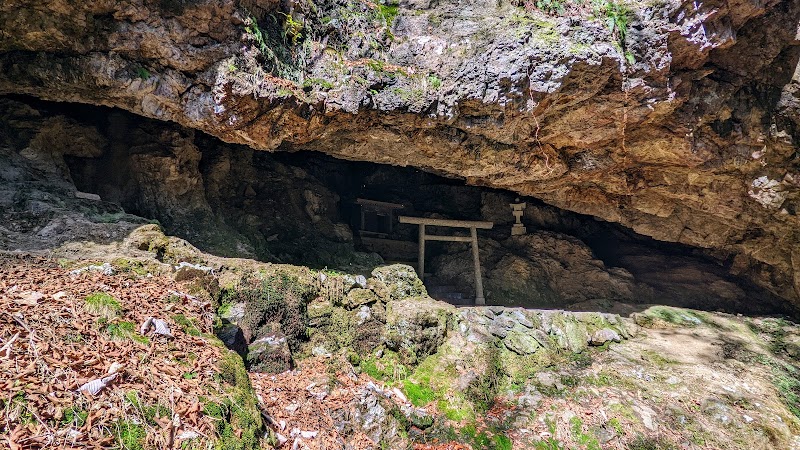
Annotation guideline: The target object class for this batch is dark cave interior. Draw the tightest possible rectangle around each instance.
[1,95,793,316]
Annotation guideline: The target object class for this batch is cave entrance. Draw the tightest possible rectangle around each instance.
[11,94,784,316]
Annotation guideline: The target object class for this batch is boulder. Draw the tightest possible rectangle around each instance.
[371,265,428,301]
[590,328,622,346]
[247,332,292,373]
[385,297,453,362]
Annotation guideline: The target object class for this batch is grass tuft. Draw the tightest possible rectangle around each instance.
[114,420,146,450]
[84,292,122,319]
[107,321,149,344]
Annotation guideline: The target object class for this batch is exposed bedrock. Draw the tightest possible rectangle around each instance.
[1,0,800,305]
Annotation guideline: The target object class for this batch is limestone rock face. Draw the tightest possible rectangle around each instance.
[1,0,800,306]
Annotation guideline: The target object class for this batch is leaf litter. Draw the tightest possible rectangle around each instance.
[0,255,229,449]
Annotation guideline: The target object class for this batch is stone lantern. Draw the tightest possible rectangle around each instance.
[510,198,527,235]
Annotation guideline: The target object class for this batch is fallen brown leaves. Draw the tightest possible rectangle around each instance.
[412,444,470,450]
[251,357,376,450]
[0,255,226,449]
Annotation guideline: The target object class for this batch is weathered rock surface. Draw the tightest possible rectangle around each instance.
[590,327,622,346]
[433,231,640,307]
[247,331,293,373]
[1,0,800,307]
[385,296,452,362]
[457,307,634,356]
[371,264,428,301]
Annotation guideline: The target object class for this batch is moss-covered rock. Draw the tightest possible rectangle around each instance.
[543,311,589,354]
[503,328,541,355]
[124,224,203,265]
[352,318,385,355]
[386,297,454,363]
[235,272,313,351]
[213,351,269,449]
[371,264,428,301]
[307,298,334,321]
[247,331,292,373]
[343,288,379,309]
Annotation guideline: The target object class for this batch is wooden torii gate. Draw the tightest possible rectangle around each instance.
[398,216,493,305]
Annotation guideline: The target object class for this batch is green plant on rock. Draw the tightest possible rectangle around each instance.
[302,77,334,90]
[427,75,442,89]
[136,67,150,80]
[593,0,631,50]
[378,2,399,27]
[521,0,633,60]
[244,17,268,55]
[278,12,304,46]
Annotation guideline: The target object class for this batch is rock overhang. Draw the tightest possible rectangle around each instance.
[0,0,799,306]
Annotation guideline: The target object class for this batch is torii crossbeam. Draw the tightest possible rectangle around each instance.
[398,216,493,305]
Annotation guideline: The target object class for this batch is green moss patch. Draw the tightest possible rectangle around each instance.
[403,380,436,407]
[84,292,122,319]
[360,350,409,382]
[635,306,706,328]
[212,351,268,450]
[62,406,88,428]
[106,321,149,344]
[114,420,146,450]
[172,313,202,336]
[112,258,150,276]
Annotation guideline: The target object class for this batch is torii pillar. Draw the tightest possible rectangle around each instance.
[398,216,493,305]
